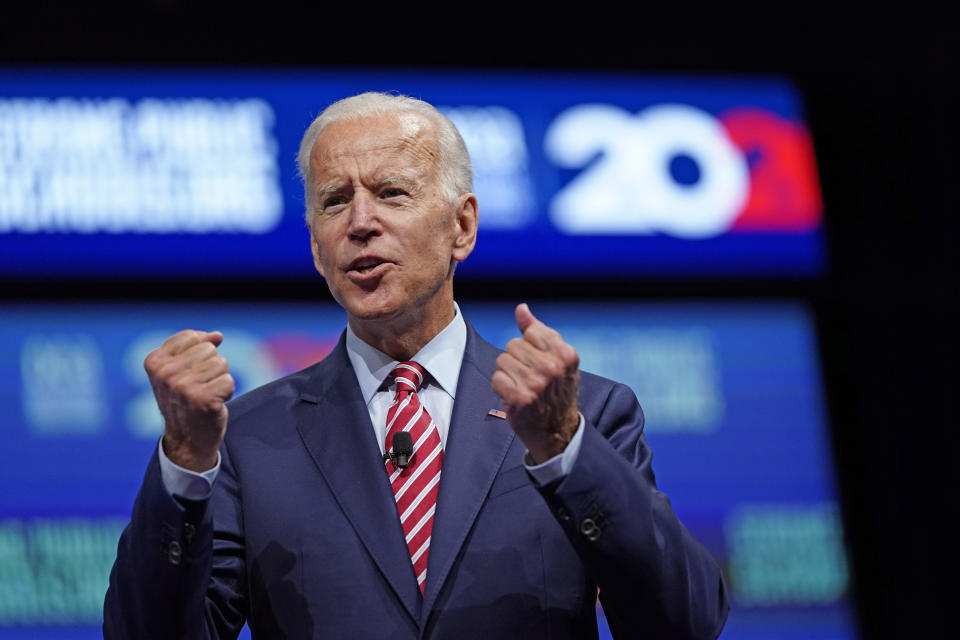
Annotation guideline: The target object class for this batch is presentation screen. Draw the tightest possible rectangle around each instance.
[0,301,854,639]
[0,69,824,279]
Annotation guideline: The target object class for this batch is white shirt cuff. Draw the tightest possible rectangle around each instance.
[157,438,220,500]
[522,412,585,486]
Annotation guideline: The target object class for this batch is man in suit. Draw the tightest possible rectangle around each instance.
[104,92,729,639]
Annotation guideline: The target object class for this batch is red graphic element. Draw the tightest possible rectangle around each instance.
[262,333,339,375]
[720,108,823,231]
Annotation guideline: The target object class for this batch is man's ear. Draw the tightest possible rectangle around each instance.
[309,228,326,278]
[451,193,478,263]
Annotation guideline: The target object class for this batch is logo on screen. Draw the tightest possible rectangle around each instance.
[544,104,822,237]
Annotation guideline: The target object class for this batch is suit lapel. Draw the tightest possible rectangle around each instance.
[294,337,422,626]
[420,324,515,626]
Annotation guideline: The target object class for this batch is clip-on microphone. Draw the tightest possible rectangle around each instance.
[383,431,414,469]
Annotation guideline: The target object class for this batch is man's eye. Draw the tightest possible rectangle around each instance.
[323,196,346,208]
[381,188,406,198]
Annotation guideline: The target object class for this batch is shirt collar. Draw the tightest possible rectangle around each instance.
[345,302,466,406]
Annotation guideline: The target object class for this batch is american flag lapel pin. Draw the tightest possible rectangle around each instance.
[488,409,507,420]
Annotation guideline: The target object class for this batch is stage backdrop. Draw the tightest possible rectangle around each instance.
[0,69,823,279]
[0,301,854,639]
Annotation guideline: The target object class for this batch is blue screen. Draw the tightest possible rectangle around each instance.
[0,69,824,279]
[0,301,854,639]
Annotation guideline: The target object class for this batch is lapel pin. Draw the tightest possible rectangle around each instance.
[487,409,507,420]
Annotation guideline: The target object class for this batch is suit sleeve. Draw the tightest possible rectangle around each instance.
[534,380,730,640]
[102,440,247,640]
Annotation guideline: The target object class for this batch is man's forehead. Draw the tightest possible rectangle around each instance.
[310,111,438,169]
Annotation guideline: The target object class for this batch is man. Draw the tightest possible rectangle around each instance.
[104,92,729,639]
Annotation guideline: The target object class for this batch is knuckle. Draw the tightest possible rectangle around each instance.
[530,377,547,395]
[164,363,183,380]
[539,357,561,377]
[169,379,188,396]
[171,329,197,344]
[155,360,180,382]
[162,331,182,345]
[143,349,161,372]
[171,379,198,401]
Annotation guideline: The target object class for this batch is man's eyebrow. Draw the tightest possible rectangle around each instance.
[317,183,347,197]
[375,175,421,190]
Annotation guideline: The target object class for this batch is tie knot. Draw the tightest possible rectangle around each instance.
[390,361,425,393]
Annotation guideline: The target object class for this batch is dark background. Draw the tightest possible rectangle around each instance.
[2,4,956,638]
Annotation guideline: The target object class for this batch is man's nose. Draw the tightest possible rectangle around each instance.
[347,192,382,241]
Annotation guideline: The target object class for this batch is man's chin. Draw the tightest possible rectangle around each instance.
[332,281,399,319]
[344,300,404,325]
[338,281,452,330]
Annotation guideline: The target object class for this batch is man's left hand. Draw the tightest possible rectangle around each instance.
[492,303,580,464]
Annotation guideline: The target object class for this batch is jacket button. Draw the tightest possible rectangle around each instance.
[184,522,196,545]
[580,518,601,541]
[168,540,183,565]
[557,507,571,522]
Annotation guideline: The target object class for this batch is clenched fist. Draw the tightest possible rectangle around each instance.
[144,330,235,472]
[492,304,580,464]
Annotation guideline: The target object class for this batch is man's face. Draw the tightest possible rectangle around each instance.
[308,112,476,329]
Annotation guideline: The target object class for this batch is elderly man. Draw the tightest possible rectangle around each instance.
[104,92,729,639]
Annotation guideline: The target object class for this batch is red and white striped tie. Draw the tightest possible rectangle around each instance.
[384,361,443,593]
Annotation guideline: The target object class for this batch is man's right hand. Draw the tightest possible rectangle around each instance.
[144,330,235,472]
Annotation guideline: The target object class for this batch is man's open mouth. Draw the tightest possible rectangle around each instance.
[347,256,388,274]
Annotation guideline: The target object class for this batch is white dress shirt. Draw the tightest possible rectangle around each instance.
[158,303,584,499]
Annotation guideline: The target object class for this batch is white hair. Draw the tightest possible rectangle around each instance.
[296,92,473,223]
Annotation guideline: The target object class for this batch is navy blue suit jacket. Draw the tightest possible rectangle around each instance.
[104,321,728,639]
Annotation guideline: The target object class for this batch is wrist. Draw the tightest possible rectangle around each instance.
[525,414,578,463]
[526,439,568,465]
[162,434,219,472]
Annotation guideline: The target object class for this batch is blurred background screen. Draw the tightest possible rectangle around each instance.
[0,69,823,279]
[0,301,853,639]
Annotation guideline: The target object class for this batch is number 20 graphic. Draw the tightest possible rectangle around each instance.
[544,103,821,238]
